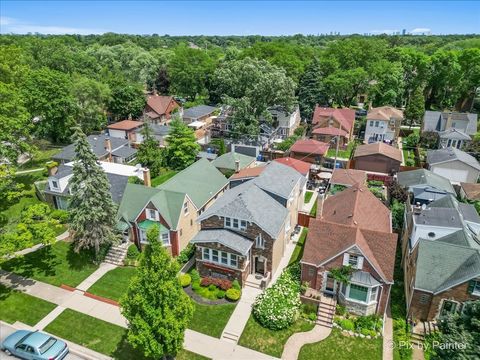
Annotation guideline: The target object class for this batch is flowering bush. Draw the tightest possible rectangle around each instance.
[252,266,302,330]
[200,277,232,290]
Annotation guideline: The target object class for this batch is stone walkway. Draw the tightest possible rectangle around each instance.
[0,269,277,360]
[281,324,332,360]
[383,303,394,360]
[76,262,116,292]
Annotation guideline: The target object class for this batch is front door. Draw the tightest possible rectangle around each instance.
[255,257,265,275]
[324,273,337,294]
[440,300,458,317]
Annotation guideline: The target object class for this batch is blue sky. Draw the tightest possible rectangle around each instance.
[1,1,479,36]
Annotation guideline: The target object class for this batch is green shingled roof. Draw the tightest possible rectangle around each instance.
[138,220,168,232]
[415,239,480,294]
[212,152,256,171]
[158,158,228,209]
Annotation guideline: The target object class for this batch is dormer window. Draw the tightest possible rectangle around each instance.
[343,253,363,270]
[224,217,247,231]
[147,209,158,220]
[51,180,59,189]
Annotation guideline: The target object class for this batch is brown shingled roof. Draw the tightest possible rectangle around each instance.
[330,168,367,187]
[274,157,311,176]
[354,142,402,163]
[312,127,348,137]
[367,106,403,121]
[312,106,355,132]
[107,120,143,131]
[146,95,178,117]
[460,182,480,201]
[229,166,265,180]
[290,139,330,155]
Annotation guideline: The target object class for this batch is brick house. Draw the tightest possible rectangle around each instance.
[143,95,181,125]
[116,158,228,254]
[300,185,397,316]
[311,106,355,146]
[191,161,306,286]
[401,194,480,321]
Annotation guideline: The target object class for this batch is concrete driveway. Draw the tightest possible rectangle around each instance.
[0,322,84,360]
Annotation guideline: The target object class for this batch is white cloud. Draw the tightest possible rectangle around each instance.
[410,28,431,34]
[0,17,107,35]
[370,29,400,35]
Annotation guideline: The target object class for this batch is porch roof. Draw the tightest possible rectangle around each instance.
[138,219,168,233]
[191,229,253,255]
[351,271,381,287]
[116,220,130,232]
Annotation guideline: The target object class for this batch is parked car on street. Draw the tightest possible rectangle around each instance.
[1,330,69,360]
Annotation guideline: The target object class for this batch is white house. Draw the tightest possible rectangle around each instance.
[260,106,301,139]
[427,147,480,184]
[364,106,403,144]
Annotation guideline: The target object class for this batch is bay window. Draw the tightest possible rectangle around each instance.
[349,284,368,302]
[342,283,380,305]
[212,249,219,262]
[200,247,239,269]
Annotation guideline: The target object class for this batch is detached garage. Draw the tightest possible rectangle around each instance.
[427,147,480,184]
[352,142,402,174]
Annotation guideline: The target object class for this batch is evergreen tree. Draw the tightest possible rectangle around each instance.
[165,117,200,170]
[405,87,425,128]
[297,58,328,120]
[68,127,118,257]
[136,123,164,178]
[120,225,194,359]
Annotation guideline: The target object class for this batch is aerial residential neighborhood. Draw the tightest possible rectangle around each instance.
[0,1,479,360]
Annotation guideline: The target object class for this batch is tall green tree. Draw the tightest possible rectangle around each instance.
[404,87,425,127]
[107,80,146,121]
[165,118,200,170]
[68,127,118,258]
[368,60,404,107]
[136,123,164,177]
[212,57,296,137]
[120,225,194,359]
[323,67,368,107]
[297,58,329,120]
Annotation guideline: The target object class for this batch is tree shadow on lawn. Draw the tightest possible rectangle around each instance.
[66,243,96,271]
[1,245,59,280]
[112,333,153,360]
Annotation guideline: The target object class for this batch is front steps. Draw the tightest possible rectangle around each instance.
[316,296,336,328]
[221,330,240,343]
[411,321,438,346]
[104,243,129,266]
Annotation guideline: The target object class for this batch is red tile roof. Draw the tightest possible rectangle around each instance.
[274,157,311,175]
[330,169,367,187]
[290,139,330,156]
[146,95,178,117]
[312,127,348,137]
[354,142,402,163]
[302,185,397,282]
[312,106,355,133]
[107,120,143,131]
[229,166,265,180]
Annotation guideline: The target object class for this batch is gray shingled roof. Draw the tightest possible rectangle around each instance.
[423,111,477,135]
[254,161,306,200]
[190,229,253,255]
[438,128,472,140]
[351,271,381,287]
[197,151,218,161]
[135,124,171,136]
[111,146,137,159]
[413,207,463,228]
[52,164,73,180]
[53,135,130,162]
[427,147,480,171]
[198,180,289,238]
[459,203,480,223]
[397,169,455,194]
[415,239,480,294]
[183,105,217,120]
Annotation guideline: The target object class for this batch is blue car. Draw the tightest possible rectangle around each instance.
[1,330,68,359]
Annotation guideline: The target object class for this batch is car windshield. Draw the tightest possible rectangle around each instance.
[39,338,57,354]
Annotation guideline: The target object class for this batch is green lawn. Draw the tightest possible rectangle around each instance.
[326,141,355,159]
[87,266,137,301]
[45,309,207,360]
[18,146,61,171]
[0,241,98,288]
[289,228,308,265]
[0,284,57,326]
[309,200,317,217]
[151,170,178,187]
[304,191,313,204]
[298,329,383,360]
[238,315,315,357]
[188,302,236,338]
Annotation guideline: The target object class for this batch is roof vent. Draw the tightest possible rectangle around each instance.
[353,220,358,225]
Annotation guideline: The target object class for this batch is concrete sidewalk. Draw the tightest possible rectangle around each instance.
[76,262,116,291]
[4,230,70,259]
[383,303,394,360]
[282,324,331,360]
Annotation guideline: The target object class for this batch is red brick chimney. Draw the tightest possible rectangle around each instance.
[104,137,112,162]
[143,168,151,187]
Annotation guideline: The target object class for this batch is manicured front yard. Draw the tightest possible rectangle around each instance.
[0,241,98,288]
[298,328,383,360]
[151,169,179,187]
[188,302,236,338]
[238,315,314,357]
[0,284,57,326]
[304,191,313,204]
[87,266,137,301]
[44,309,207,360]
[288,228,308,265]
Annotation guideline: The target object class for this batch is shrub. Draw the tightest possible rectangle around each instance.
[339,319,355,331]
[200,277,232,290]
[393,318,412,359]
[308,313,317,321]
[225,288,241,301]
[177,243,195,265]
[179,274,191,287]
[126,244,140,260]
[252,267,301,330]
[335,304,347,316]
[354,314,382,332]
[190,269,200,283]
[216,289,226,299]
[301,303,318,316]
[232,279,241,290]
[51,209,69,223]
[367,180,383,187]
[208,284,216,292]
[192,281,201,291]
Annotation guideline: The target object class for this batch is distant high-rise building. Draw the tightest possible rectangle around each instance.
[402,29,406,35]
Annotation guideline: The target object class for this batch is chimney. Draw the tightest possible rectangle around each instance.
[47,163,58,177]
[104,137,112,162]
[143,168,151,187]
[234,159,240,173]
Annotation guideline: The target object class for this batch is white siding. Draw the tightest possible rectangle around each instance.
[108,129,128,139]
[430,161,480,184]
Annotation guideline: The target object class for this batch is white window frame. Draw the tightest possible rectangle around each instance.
[472,280,480,296]
[225,217,247,231]
[343,253,363,270]
[200,248,239,269]
[139,228,170,246]
[161,231,170,246]
[255,234,265,249]
[147,209,158,220]
[344,283,380,305]
[183,202,189,216]
[51,180,59,189]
